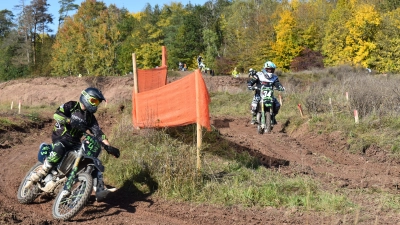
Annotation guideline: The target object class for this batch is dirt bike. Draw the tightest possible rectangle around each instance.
[252,83,279,134]
[17,133,113,221]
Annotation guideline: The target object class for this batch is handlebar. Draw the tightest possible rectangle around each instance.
[249,86,281,91]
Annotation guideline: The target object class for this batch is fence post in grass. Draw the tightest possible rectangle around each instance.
[132,53,139,129]
[354,110,359,124]
[18,100,21,114]
[11,101,13,110]
[297,104,304,118]
[195,70,202,171]
[346,92,349,101]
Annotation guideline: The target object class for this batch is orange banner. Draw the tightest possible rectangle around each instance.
[137,66,167,93]
[132,70,211,130]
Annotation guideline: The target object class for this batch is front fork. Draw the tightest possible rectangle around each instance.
[63,152,83,192]
[260,101,266,129]
[259,101,273,129]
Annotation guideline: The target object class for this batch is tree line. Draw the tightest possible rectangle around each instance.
[1,0,400,81]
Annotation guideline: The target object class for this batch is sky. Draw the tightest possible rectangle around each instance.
[0,0,209,34]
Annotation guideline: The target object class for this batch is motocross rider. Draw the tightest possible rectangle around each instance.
[28,87,120,201]
[247,61,285,125]
[248,68,257,78]
[197,55,203,68]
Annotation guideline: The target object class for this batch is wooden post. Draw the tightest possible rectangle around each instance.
[161,46,167,67]
[354,110,359,124]
[11,101,13,110]
[132,53,139,128]
[132,53,138,94]
[297,104,304,118]
[195,70,202,171]
[18,100,21,114]
[346,92,349,101]
[279,94,282,106]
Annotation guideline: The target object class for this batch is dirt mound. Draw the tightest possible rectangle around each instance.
[0,73,399,224]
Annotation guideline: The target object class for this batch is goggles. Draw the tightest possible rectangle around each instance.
[82,91,100,106]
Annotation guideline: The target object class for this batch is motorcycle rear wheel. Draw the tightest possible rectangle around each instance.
[17,162,42,204]
[52,172,93,221]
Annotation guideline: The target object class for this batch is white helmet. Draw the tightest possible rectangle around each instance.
[264,61,276,78]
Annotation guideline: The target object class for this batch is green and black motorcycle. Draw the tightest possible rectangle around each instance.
[17,133,116,220]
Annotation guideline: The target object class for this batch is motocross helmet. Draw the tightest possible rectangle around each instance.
[79,87,106,113]
[264,61,276,78]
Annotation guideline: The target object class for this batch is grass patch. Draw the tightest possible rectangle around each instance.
[209,92,251,117]
[102,112,354,212]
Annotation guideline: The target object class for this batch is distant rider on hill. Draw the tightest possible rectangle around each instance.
[247,61,285,125]
[197,55,203,68]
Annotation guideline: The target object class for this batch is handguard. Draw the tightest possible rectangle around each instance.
[104,145,120,158]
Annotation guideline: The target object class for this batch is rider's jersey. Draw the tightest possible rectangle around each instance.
[52,101,106,144]
[247,69,284,91]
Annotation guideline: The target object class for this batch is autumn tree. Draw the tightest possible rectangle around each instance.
[292,0,333,52]
[271,9,303,71]
[52,1,125,76]
[128,5,165,69]
[371,8,400,72]
[343,3,380,68]
[158,3,193,69]
[223,0,277,72]
[321,0,352,66]
[0,10,28,81]
[58,0,78,28]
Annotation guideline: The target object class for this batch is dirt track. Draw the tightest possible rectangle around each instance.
[0,73,400,224]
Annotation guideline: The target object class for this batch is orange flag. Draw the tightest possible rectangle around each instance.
[132,70,211,130]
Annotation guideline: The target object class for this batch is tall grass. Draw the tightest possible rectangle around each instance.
[279,66,400,155]
[101,103,353,212]
[100,66,400,213]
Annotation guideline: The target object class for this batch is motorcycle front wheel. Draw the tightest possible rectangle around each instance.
[257,113,264,134]
[265,111,272,133]
[17,161,42,204]
[52,172,93,221]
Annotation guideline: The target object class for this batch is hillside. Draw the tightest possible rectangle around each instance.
[0,72,399,224]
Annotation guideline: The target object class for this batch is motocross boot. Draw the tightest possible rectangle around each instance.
[93,171,117,202]
[271,114,277,125]
[250,111,257,125]
[24,159,52,189]
[95,187,117,202]
[29,159,52,182]
[251,116,257,125]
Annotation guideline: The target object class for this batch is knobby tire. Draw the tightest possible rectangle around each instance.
[52,172,93,221]
[17,162,42,204]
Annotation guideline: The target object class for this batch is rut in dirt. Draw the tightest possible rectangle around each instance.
[213,116,400,192]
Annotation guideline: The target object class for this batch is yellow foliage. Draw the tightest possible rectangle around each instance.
[132,12,144,21]
[344,3,380,66]
[271,10,302,71]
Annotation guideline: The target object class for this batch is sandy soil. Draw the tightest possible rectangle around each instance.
[0,72,399,224]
